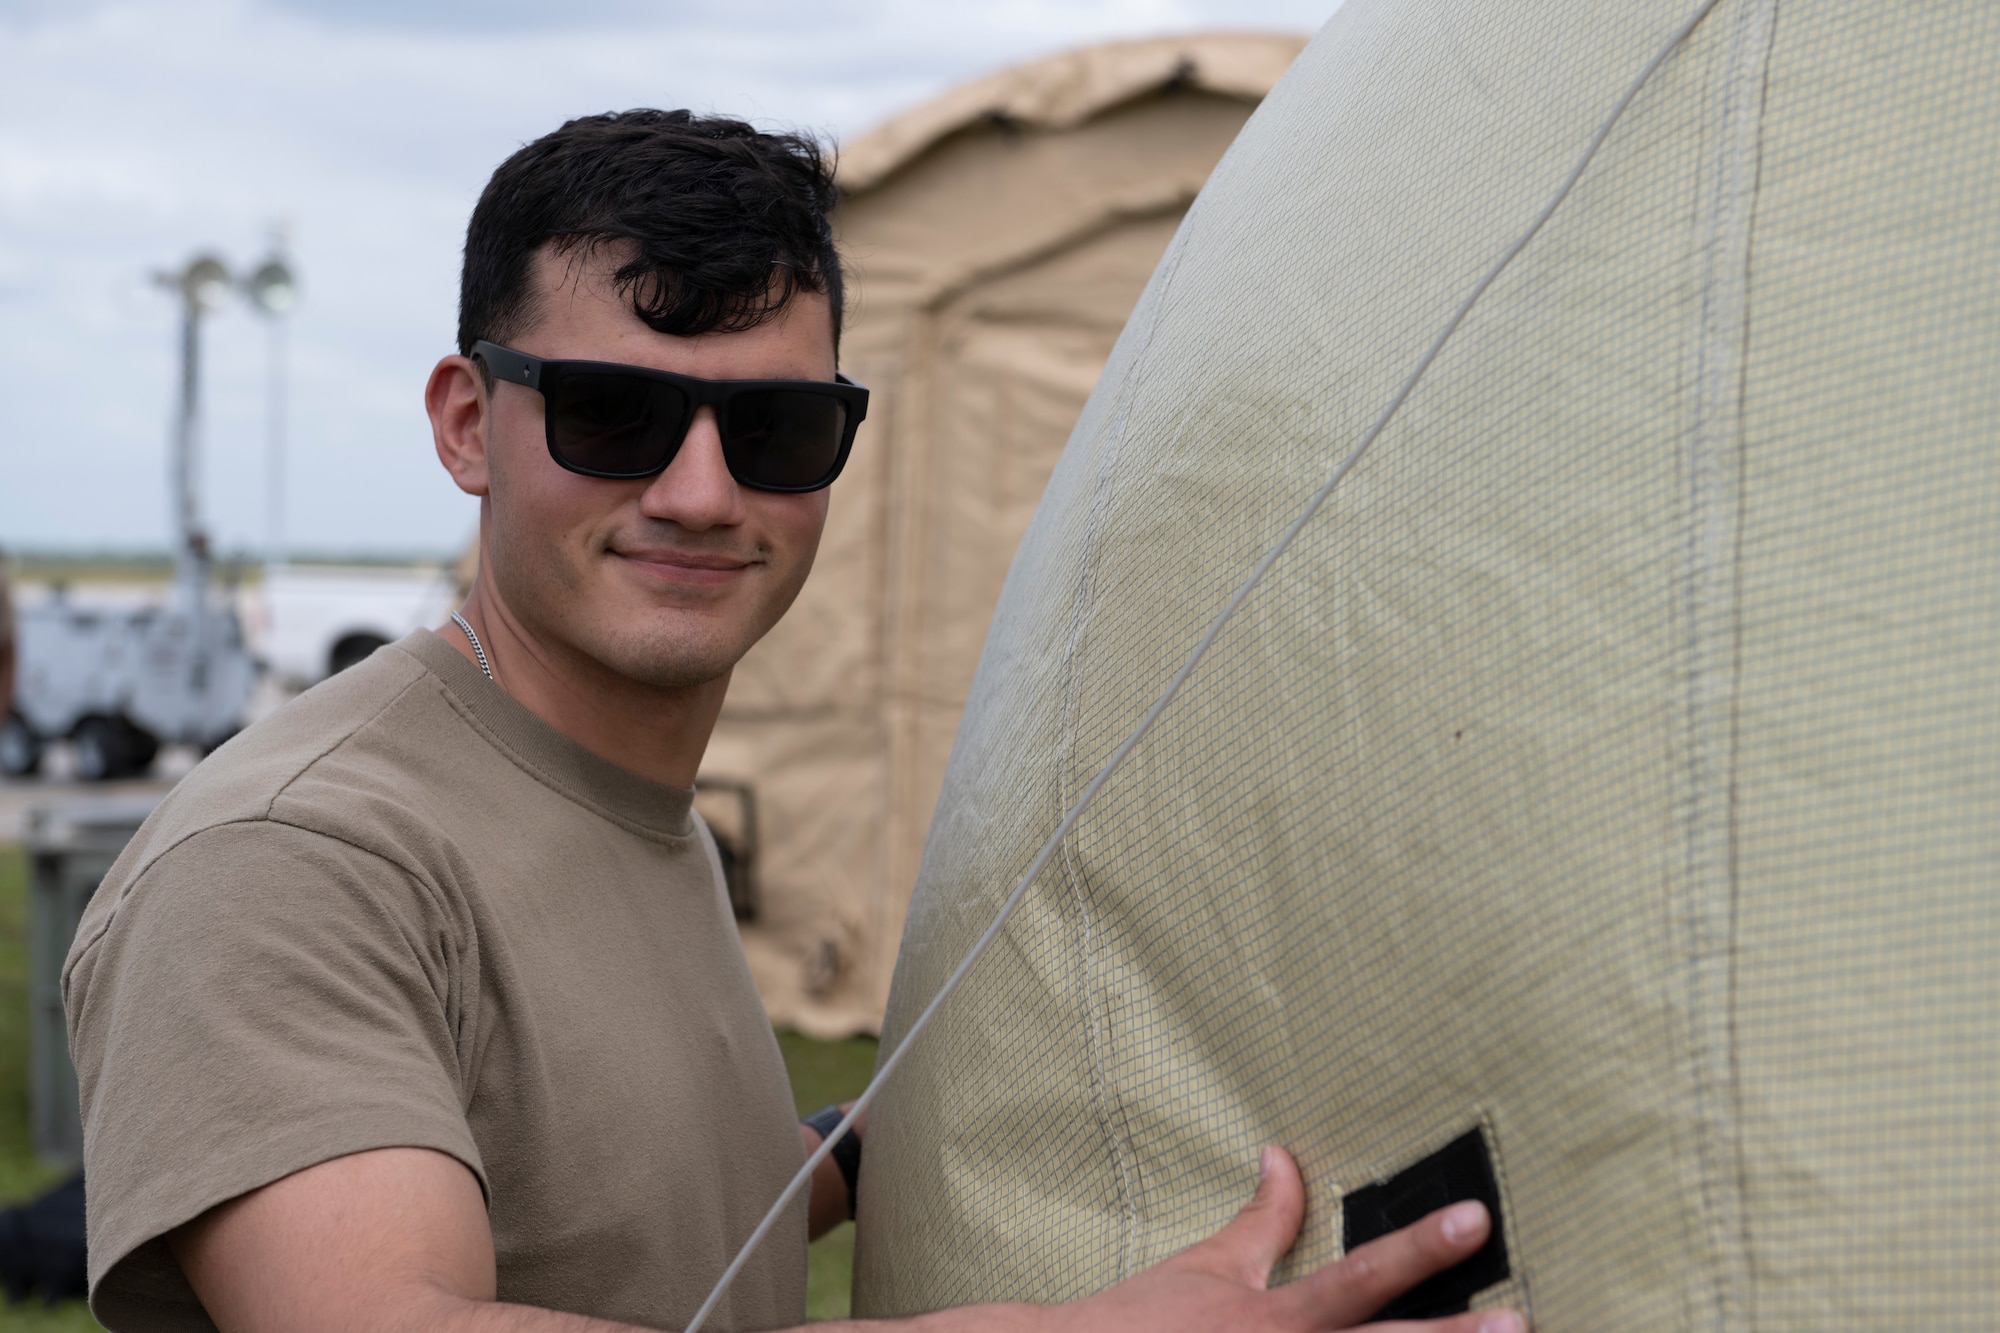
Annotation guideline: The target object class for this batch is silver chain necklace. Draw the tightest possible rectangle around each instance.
[450,610,494,682]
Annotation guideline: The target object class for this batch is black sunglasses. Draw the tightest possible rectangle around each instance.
[472,340,868,493]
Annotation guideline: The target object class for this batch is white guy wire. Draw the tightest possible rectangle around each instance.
[683,4,1722,1327]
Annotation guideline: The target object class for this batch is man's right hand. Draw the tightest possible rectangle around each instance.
[1017,1146,1521,1333]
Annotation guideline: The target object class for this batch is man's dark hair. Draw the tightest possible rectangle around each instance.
[457,109,843,359]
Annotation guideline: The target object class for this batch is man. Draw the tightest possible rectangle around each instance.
[64,111,1523,1333]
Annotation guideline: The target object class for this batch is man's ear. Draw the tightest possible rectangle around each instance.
[429,355,492,498]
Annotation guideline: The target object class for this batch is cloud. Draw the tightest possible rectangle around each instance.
[0,0,1334,555]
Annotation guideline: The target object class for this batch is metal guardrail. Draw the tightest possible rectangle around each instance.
[24,799,159,1166]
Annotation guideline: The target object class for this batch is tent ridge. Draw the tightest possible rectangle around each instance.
[917,177,1208,316]
[838,31,1309,194]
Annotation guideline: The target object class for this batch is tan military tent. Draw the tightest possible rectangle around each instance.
[855,0,2000,1327]
[703,32,1305,1036]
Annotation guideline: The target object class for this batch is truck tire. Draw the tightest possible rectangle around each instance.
[0,714,40,778]
[328,633,390,677]
[72,717,126,783]
[72,717,157,781]
[119,721,160,775]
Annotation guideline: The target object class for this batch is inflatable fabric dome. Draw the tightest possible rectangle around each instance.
[851,1,2000,1329]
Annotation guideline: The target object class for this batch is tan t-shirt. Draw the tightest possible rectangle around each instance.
[63,630,808,1332]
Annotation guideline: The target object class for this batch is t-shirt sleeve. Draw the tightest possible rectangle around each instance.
[63,819,485,1332]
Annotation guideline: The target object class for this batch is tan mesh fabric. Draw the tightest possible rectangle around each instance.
[853,2,2000,1327]
[703,34,1305,1036]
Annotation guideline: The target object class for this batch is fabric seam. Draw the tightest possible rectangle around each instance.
[63,816,481,1108]
[1678,1,1777,1328]
[1053,225,1198,1279]
[61,668,433,969]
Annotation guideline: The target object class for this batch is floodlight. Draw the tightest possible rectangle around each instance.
[245,258,296,316]
[183,255,232,311]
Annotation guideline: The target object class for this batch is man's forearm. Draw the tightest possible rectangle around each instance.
[423,1297,1047,1333]
[815,1305,1045,1333]
[425,1291,654,1333]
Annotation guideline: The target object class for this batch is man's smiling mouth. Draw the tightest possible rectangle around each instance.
[611,546,758,585]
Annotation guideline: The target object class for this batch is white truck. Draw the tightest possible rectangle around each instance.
[1,563,460,780]
[1,588,257,780]
[257,564,458,688]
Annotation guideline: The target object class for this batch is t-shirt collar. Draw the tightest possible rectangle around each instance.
[396,629,697,841]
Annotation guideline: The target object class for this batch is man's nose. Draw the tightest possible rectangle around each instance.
[639,405,746,530]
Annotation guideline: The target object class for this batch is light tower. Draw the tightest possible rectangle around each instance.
[154,254,233,609]
[153,241,298,594]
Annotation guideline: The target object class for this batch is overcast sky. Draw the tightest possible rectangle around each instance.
[0,0,1335,559]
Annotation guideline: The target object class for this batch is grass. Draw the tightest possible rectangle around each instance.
[776,1029,881,1323]
[0,842,100,1330]
[0,842,879,1327]
[5,551,455,586]
[4,552,175,585]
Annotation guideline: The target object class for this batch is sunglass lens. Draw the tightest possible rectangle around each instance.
[547,372,691,477]
[723,390,847,490]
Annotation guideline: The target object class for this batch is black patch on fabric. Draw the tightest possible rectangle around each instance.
[1340,1127,1510,1320]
